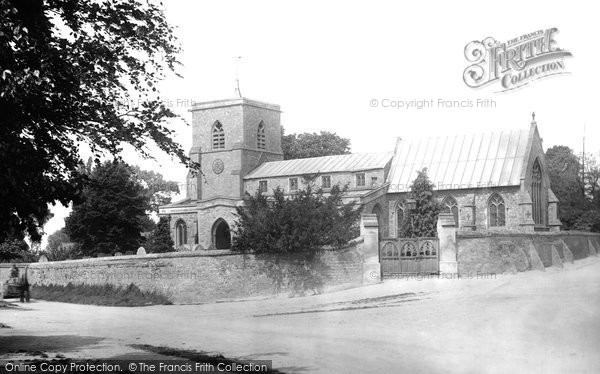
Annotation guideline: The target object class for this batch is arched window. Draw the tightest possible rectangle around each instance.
[175,220,187,247]
[442,195,459,226]
[488,193,506,227]
[531,158,543,225]
[212,121,225,149]
[396,203,405,237]
[257,121,266,150]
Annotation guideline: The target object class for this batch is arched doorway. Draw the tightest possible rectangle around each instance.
[212,219,231,249]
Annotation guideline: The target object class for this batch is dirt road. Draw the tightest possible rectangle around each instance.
[2,257,600,373]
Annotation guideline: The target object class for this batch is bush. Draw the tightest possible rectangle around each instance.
[232,178,362,294]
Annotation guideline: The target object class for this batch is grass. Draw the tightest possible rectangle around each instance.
[131,344,283,373]
[30,283,172,306]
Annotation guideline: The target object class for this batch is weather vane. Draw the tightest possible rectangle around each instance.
[234,56,243,98]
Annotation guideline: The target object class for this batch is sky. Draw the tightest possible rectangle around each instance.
[41,0,600,247]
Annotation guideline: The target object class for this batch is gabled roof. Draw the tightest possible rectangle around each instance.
[386,128,532,191]
[244,152,393,180]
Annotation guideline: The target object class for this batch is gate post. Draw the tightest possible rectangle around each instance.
[437,212,458,274]
[361,214,381,284]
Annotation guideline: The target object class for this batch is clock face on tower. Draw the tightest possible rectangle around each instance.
[212,159,225,174]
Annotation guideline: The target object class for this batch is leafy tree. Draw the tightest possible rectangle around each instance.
[44,242,81,262]
[399,168,441,238]
[65,161,150,256]
[232,179,362,294]
[0,0,196,243]
[546,146,587,229]
[281,130,351,160]
[0,238,32,263]
[145,216,174,253]
[131,166,180,213]
[44,228,70,253]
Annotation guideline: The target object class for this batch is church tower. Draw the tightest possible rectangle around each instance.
[186,97,283,248]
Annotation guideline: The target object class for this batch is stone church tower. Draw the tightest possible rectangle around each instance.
[167,97,283,249]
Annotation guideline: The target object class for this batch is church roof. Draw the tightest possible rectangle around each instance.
[386,128,530,191]
[244,152,393,179]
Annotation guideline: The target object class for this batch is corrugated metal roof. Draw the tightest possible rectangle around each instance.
[386,129,530,191]
[244,153,393,179]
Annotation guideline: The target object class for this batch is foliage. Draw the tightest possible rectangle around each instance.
[0,0,196,243]
[44,242,81,262]
[399,168,441,238]
[0,238,32,262]
[65,161,150,256]
[573,210,600,233]
[546,146,600,231]
[44,228,70,253]
[145,216,175,253]
[131,166,180,213]
[546,146,587,229]
[232,179,362,294]
[31,283,171,306]
[281,130,351,160]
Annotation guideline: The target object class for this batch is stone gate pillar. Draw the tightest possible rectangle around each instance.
[360,214,380,284]
[437,212,458,274]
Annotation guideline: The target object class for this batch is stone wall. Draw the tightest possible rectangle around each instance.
[456,231,600,275]
[0,239,368,304]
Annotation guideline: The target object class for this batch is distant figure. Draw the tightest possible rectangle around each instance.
[19,266,30,303]
[9,264,19,278]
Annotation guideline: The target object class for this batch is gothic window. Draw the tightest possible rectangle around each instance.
[289,177,299,191]
[442,195,459,226]
[532,158,543,225]
[212,121,225,149]
[175,220,187,247]
[257,121,266,150]
[396,203,405,237]
[488,193,506,227]
[321,175,331,189]
[356,173,366,187]
[259,180,268,193]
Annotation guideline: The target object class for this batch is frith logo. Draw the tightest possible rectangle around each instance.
[463,28,572,92]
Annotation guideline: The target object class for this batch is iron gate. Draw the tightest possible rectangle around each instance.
[380,237,439,276]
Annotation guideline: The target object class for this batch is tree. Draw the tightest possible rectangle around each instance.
[131,166,180,213]
[281,130,351,160]
[232,179,362,294]
[145,216,174,253]
[65,161,150,256]
[0,238,33,263]
[44,228,70,253]
[0,0,197,243]
[545,146,587,229]
[399,168,441,238]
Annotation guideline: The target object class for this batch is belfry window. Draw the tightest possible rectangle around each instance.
[257,121,266,150]
[488,193,506,227]
[175,220,187,247]
[442,196,459,226]
[212,121,225,149]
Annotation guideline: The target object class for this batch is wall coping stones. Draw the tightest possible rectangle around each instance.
[457,230,600,239]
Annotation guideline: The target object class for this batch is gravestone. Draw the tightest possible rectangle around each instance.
[38,254,48,262]
[114,252,123,256]
[137,247,146,255]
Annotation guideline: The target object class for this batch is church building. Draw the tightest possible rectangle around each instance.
[159,97,560,250]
